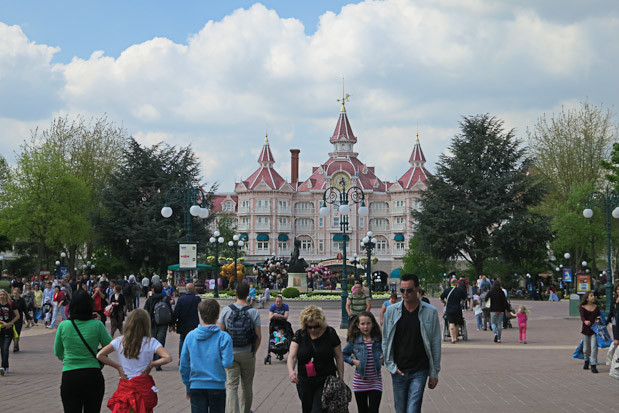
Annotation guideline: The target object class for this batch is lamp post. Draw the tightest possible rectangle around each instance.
[583,184,619,314]
[320,177,369,329]
[563,252,572,295]
[362,231,377,299]
[0,255,3,276]
[55,260,61,278]
[209,231,224,298]
[161,182,210,284]
[228,235,244,287]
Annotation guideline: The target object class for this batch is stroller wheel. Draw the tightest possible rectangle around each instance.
[264,355,271,365]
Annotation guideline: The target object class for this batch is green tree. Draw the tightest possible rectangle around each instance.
[97,139,215,275]
[601,142,619,191]
[33,115,128,271]
[528,102,616,202]
[402,236,448,287]
[413,114,551,275]
[0,140,90,274]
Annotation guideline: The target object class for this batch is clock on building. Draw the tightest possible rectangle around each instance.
[331,172,351,189]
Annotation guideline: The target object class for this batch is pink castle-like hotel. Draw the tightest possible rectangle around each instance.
[212,94,431,275]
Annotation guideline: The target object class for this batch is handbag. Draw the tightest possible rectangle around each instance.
[321,375,352,413]
[610,346,619,380]
[592,322,612,348]
[103,304,114,318]
[572,340,585,359]
[484,297,491,309]
[70,320,104,369]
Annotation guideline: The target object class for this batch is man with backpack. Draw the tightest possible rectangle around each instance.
[144,283,172,371]
[217,282,261,413]
[123,276,138,313]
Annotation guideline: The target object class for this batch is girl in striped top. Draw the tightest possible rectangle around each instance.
[342,311,383,413]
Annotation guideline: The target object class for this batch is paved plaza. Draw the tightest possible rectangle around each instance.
[1,297,618,412]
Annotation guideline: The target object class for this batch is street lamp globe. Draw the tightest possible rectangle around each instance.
[228,241,234,247]
[238,240,244,247]
[339,203,351,215]
[583,208,594,219]
[161,206,173,218]
[199,207,209,218]
[613,206,619,219]
[218,237,224,244]
[555,267,560,272]
[564,253,571,260]
[209,237,216,243]
[582,261,588,267]
[233,235,239,242]
[371,238,377,244]
[189,204,201,217]
[60,252,67,259]
[214,231,220,237]
[367,231,373,238]
[362,236,369,244]
[319,202,330,216]
[91,265,95,270]
[55,260,60,266]
[358,202,369,216]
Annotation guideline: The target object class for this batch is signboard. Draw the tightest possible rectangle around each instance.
[562,266,573,283]
[179,243,197,269]
[577,273,591,293]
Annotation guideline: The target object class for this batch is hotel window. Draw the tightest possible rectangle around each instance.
[396,217,405,224]
[359,217,364,227]
[241,200,250,208]
[395,241,405,250]
[278,217,288,225]
[278,241,288,251]
[257,199,269,208]
[319,217,324,227]
[257,241,269,251]
[318,239,324,252]
[376,239,387,252]
[241,217,249,224]
[395,200,405,208]
[278,200,288,208]
[333,216,340,227]
[300,239,313,252]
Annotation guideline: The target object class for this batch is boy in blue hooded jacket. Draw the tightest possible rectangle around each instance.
[180,298,234,413]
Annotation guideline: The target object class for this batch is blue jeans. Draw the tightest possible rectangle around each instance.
[475,313,483,329]
[189,388,226,413]
[49,302,66,328]
[391,370,428,413]
[490,312,504,340]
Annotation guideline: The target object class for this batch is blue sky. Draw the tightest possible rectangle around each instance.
[0,1,360,62]
[1,0,618,191]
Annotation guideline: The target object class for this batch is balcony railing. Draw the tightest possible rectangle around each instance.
[391,223,405,231]
[255,206,270,214]
[238,206,250,214]
[392,206,406,214]
[255,223,271,230]
[237,222,249,231]
[296,225,315,231]
[370,224,389,232]
[278,206,292,214]
[393,248,405,256]
[295,208,314,215]
[277,223,291,231]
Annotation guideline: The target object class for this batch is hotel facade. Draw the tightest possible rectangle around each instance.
[211,100,431,275]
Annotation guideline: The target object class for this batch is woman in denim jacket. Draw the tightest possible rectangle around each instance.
[342,311,383,413]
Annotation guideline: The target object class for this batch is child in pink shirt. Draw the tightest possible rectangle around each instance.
[516,305,529,344]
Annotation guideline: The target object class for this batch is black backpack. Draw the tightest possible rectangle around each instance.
[122,282,133,297]
[153,297,172,325]
[225,304,256,349]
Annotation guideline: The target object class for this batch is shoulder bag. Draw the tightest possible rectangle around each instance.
[70,320,104,369]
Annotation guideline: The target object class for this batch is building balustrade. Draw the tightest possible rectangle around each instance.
[391,206,406,214]
[295,208,314,215]
[278,206,292,214]
[391,223,405,231]
[296,224,315,231]
[237,222,249,230]
[255,206,271,213]
[238,206,250,214]
[255,223,271,230]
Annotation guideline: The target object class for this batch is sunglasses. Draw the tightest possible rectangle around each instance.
[306,324,321,330]
[400,288,415,294]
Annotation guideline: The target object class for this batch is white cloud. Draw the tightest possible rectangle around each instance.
[1,0,618,191]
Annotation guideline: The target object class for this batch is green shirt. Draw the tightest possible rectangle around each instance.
[348,294,370,316]
[54,319,112,372]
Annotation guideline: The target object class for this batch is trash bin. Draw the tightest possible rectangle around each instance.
[569,294,580,316]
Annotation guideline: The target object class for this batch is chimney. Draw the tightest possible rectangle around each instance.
[290,149,300,184]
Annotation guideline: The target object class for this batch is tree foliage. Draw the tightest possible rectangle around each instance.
[413,114,551,275]
[0,139,90,273]
[401,236,448,286]
[528,102,616,202]
[97,139,215,275]
[602,142,619,191]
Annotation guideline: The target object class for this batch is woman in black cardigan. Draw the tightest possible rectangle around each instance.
[488,279,509,343]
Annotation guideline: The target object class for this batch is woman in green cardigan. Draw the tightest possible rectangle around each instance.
[54,289,112,412]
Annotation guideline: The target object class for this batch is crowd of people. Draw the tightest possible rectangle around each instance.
[1,269,618,413]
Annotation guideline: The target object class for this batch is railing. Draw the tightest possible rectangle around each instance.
[277,223,291,231]
[237,222,249,231]
[296,225,315,231]
[255,206,270,213]
[370,208,389,215]
[392,206,406,214]
[391,223,405,231]
[278,249,291,256]
[238,206,250,214]
[295,208,314,215]
[393,248,405,256]
[255,223,271,230]
[370,224,388,231]
[278,206,292,214]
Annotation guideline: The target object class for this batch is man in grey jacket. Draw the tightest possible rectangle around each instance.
[382,273,441,413]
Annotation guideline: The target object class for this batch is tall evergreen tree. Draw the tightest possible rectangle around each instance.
[97,139,215,275]
[413,114,551,275]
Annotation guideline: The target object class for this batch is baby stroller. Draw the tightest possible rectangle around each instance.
[264,318,294,364]
[442,311,468,342]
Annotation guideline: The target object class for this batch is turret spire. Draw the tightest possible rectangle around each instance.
[337,77,350,113]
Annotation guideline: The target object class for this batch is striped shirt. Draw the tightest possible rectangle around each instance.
[352,340,383,392]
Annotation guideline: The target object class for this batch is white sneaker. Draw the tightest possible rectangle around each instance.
[0,367,5,376]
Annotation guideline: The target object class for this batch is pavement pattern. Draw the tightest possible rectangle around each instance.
[1,297,618,412]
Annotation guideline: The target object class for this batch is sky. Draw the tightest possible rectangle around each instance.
[1,0,618,192]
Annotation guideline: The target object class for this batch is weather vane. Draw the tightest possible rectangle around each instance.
[337,77,351,112]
